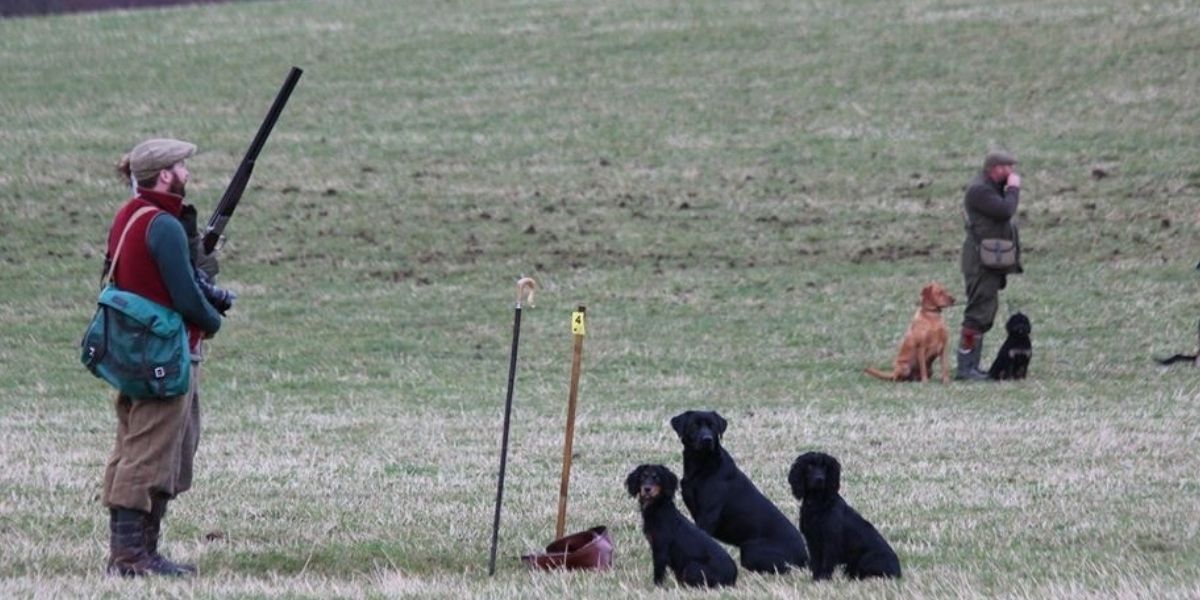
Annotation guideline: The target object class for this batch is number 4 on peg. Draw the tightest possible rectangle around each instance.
[571,307,587,336]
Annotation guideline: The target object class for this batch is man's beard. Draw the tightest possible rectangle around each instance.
[168,177,187,197]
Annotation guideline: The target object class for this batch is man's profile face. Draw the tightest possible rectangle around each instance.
[163,161,189,197]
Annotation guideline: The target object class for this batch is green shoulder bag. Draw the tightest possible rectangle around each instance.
[80,206,191,399]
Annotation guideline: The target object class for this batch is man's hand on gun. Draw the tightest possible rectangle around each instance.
[182,204,236,315]
[196,269,236,315]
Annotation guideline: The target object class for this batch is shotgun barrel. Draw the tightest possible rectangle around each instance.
[203,66,303,254]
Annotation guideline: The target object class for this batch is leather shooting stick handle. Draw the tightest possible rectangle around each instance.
[516,276,537,309]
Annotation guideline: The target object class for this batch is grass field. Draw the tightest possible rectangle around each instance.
[2,0,1199,597]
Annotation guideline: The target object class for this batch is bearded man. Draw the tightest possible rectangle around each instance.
[101,138,231,576]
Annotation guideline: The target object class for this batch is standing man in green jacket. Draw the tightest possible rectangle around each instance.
[102,138,233,576]
[957,151,1023,380]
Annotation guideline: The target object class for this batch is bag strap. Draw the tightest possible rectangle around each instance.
[963,208,1017,243]
[103,206,161,287]
[962,208,980,243]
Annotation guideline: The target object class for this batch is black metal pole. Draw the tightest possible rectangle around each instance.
[488,277,535,576]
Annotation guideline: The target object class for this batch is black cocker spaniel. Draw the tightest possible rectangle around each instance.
[626,464,737,588]
[988,312,1032,380]
[788,452,901,580]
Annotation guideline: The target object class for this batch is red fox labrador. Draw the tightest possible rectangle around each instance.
[865,282,956,383]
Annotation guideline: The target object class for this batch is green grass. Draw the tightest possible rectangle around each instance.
[1,0,1199,597]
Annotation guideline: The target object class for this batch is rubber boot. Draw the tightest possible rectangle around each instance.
[107,508,187,577]
[146,495,197,575]
[955,329,990,381]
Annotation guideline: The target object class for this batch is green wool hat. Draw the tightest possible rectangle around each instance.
[983,150,1017,169]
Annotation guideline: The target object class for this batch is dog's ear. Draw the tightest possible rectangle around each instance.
[670,412,691,437]
[625,466,643,497]
[787,456,806,499]
[825,454,842,495]
[920,284,934,306]
[657,466,678,498]
[710,411,727,436]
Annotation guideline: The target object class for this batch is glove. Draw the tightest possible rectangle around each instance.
[196,269,237,315]
[180,204,199,238]
[195,243,220,279]
[182,203,220,279]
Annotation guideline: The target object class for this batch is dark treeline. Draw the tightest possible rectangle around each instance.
[1,0,233,18]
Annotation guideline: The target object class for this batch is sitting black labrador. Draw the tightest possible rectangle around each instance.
[626,464,737,588]
[670,410,808,573]
[988,312,1032,380]
[788,452,901,580]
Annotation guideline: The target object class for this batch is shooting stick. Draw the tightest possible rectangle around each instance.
[488,276,537,576]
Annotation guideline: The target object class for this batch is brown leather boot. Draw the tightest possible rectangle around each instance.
[146,495,197,575]
[107,508,188,577]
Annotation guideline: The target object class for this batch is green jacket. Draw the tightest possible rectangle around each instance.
[961,170,1022,275]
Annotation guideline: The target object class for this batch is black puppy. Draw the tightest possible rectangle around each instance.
[788,452,901,580]
[671,410,808,573]
[988,312,1032,380]
[626,464,737,588]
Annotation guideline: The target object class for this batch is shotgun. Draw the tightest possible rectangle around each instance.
[203,66,304,254]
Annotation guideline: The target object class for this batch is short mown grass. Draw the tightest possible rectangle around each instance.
[1,0,1198,597]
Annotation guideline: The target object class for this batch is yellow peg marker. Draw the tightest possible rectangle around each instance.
[571,308,587,336]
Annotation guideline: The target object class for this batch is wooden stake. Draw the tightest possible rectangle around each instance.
[555,305,586,539]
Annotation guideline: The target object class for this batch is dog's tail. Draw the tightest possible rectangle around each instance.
[864,367,896,381]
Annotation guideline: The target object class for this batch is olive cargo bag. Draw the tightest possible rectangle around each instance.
[978,238,1017,269]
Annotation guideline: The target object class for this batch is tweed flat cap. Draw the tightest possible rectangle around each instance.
[983,150,1018,169]
[129,138,196,182]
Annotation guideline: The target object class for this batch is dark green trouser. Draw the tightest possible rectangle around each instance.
[962,269,1006,334]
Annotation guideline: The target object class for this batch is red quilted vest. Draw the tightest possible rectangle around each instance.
[105,188,201,350]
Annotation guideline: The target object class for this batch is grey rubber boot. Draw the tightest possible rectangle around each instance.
[955,334,990,381]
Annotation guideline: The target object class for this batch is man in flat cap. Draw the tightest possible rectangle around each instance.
[957,150,1023,380]
[101,138,232,576]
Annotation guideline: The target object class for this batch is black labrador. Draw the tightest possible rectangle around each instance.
[671,410,808,573]
[788,452,901,580]
[626,464,737,588]
[988,312,1032,380]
